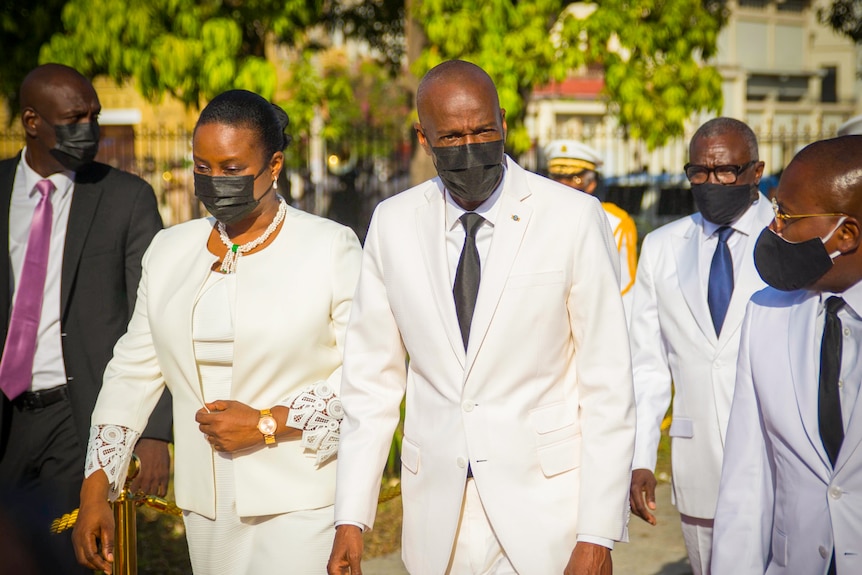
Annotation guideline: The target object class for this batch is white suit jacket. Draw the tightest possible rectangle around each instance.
[92,206,362,519]
[335,157,636,575]
[712,288,862,574]
[629,198,773,518]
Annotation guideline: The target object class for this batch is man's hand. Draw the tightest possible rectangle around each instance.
[196,400,262,453]
[564,542,612,575]
[327,524,364,574]
[72,471,114,574]
[131,438,170,497]
[630,468,658,525]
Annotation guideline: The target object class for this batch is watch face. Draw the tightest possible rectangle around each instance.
[258,416,277,435]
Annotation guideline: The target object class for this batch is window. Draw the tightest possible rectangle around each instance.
[821,67,838,103]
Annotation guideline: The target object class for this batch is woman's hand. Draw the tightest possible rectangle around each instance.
[196,400,267,453]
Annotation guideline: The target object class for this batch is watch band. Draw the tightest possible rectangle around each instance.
[258,408,277,445]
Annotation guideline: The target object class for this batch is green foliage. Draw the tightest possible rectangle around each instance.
[414,0,726,151]
[819,0,862,44]
[39,0,299,106]
[0,0,67,119]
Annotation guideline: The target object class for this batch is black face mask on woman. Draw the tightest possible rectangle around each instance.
[753,218,846,291]
[49,122,100,171]
[431,140,505,204]
[194,168,268,225]
[691,183,756,226]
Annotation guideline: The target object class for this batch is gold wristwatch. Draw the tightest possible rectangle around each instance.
[257,408,277,445]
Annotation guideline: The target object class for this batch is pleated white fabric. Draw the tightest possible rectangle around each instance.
[183,272,334,575]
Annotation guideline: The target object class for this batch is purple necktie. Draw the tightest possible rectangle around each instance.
[0,179,55,400]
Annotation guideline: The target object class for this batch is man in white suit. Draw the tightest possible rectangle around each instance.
[712,135,862,575]
[628,118,773,574]
[328,60,635,575]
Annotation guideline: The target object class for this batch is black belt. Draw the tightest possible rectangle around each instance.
[12,385,69,411]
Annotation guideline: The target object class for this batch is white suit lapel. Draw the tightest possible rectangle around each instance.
[672,220,718,346]
[417,181,466,368]
[717,200,771,350]
[835,397,862,476]
[717,235,760,349]
[787,295,833,474]
[465,162,532,374]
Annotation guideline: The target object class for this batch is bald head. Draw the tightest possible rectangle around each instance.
[416,60,501,124]
[770,135,862,292]
[690,117,759,161]
[787,136,862,216]
[20,64,101,176]
[20,64,96,114]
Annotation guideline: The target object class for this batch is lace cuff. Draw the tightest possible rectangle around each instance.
[85,424,141,501]
[282,381,344,465]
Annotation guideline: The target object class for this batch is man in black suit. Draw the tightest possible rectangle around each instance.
[0,64,172,574]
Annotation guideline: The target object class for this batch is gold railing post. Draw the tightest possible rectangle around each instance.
[113,455,140,575]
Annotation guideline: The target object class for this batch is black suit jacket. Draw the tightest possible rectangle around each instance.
[0,153,172,453]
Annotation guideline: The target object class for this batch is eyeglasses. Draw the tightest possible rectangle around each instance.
[684,160,757,185]
[771,197,847,225]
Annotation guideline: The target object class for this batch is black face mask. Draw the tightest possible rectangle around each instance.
[691,183,756,226]
[50,122,100,171]
[431,140,505,204]
[195,169,268,225]
[753,222,845,291]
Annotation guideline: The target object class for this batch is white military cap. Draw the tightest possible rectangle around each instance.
[544,140,603,176]
[838,115,862,137]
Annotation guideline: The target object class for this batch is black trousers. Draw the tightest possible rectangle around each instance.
[0,393,92,575]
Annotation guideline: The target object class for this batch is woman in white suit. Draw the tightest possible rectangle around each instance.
[72,90,362,574]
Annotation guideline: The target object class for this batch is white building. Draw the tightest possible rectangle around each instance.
[527,0,860,178]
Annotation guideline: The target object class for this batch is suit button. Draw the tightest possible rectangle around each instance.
[462,400,474,412]
[829,486,843,499]
[456,457,467,469]
[819,545,829,558]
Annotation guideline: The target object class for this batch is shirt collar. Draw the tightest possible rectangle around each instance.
[701,196,763,239]
[20,146,75,200]
[445,165,507,231]
[823,280,862,321]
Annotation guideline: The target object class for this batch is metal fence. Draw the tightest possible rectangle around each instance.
[1,124,414,240]
[0,120,839,238]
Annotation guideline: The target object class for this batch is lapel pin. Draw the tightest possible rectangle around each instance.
[511,214,520,222]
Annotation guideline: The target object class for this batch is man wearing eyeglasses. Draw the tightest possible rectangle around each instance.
[628,117,774,574]
[712,135,862,574]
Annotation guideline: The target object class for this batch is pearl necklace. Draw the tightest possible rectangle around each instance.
[217,196,287,274]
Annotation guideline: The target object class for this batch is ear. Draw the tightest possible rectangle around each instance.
[500,108,507,140]
[269,150,284,181]
[753,160,765,185]
[21,107,39,138]
[835,217,861,254]
[414,122,432,157]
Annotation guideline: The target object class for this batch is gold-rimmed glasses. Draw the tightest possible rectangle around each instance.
[770,197,847,225]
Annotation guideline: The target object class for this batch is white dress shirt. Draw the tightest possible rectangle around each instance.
[9,150,75,392]
[699,198,766,286]
[819,282,862,434]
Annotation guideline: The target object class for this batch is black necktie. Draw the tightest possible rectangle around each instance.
[454,213,484,349]
[707,226,734,336]
[819,296,846,467]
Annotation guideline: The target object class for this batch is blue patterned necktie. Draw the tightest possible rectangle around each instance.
[707,226,734,336]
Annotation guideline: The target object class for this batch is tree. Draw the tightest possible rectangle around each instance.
[820,0,862,44]
[413,0,726,151]
[34,0,405,137]
[39,0,327,107]
[27,0,724,152]
[0,0,67,119]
